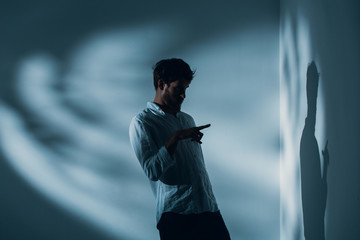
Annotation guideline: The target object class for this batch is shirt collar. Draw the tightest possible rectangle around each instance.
[147,102,165,115]
[147,102,182,118]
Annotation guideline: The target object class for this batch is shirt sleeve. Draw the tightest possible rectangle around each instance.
[129,116,176,181]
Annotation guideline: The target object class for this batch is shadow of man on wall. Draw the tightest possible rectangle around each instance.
[300,61,330,240]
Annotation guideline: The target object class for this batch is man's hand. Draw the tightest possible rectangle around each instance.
[166,124,211,156]
[176,124,211,144]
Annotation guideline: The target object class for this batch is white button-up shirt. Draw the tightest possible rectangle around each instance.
[129,102,219,223]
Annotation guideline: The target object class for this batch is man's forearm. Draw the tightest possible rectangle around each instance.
[165,124,209,156]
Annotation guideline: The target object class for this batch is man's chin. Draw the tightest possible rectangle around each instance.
[173,105,181,113]
[168,102,181,112]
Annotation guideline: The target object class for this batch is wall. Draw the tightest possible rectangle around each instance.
[280,0,360,239]
[0,1,280,239]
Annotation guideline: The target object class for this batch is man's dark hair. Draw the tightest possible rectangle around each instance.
[153,58,195,89]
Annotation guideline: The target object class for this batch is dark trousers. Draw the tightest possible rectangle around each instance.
[157,211,231,240]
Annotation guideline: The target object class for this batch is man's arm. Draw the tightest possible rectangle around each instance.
[130,117,176,181]
[130,118,210,181]
[166,124,211,156]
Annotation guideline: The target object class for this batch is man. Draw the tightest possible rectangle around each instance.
[129,58,230,240]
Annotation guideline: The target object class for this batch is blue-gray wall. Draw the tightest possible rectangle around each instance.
[0,1,280,240]
[280,0,360,239]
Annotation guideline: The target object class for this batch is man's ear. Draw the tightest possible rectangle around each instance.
[158,79,165,90]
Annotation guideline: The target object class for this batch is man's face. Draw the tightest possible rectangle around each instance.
[162,79,190,112]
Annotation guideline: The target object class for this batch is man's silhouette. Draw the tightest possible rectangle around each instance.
[300,61,329,240]
[129,58,231,240]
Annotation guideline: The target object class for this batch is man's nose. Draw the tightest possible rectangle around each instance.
[180,93,186,99]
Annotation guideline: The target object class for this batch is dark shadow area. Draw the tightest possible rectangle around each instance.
[300,62,329,240]
[0,153,117,240]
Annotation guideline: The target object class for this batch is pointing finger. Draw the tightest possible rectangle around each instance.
[195,124,211,130]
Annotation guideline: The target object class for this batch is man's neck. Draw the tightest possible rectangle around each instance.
[153,100,178,116]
